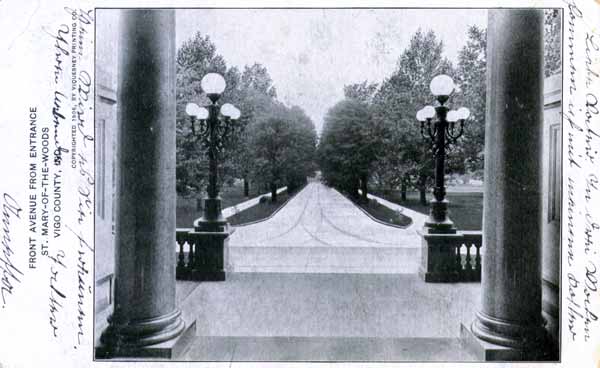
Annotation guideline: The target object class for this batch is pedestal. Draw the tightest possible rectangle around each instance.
[420,197,460,282]
[176,230,230,281]
[419,231,462,282]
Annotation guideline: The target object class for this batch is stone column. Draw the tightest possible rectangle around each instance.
[461,9,552,361]
[97,9,193,358]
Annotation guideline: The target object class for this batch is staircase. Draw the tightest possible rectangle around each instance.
[176,273,481,361]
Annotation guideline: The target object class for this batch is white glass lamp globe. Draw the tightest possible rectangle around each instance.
[201,73,226,95]
[230,107,241,120]
[457,107,471,120]
[423,105,436,120]
[430,74,455,97]
[447,110,458,123]
[196,107,209,120]
[416,109,425,122]
[185,102,200,117]
[220,103,235,117]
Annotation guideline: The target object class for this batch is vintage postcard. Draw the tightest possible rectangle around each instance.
[0,0,598,367]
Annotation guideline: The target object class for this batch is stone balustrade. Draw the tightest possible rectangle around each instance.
[176,228,194,274]
[176,227,229,281]
[420,230,482,283]
[456,231,482,282]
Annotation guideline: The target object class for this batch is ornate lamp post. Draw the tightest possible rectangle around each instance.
[185,72,241,233]
[416,74,470,234]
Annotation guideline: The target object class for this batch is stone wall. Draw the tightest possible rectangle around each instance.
[94,10,120,319]
[541,72,562,342]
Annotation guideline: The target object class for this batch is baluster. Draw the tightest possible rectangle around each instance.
[455,242,463,274]
[188,241,194,269]
[465,242,472,272]
[177,239,184,268]
[475,242,482,276]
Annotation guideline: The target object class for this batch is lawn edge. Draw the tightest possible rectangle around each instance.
[229,182,308,227]
[339,190,413,230]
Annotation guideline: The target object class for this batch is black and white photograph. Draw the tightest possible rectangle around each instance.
[91,7,566,362]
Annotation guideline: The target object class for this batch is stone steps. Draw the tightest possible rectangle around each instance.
[172,273,482,361]
[227,245,421,274]
[181,273,480,339]
[181,335,479,361]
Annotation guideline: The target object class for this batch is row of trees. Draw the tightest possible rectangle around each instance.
[319,10,561,204]
[176,32,317,202]
[319,26,485,204]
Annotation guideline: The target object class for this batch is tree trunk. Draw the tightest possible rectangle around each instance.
[348,180,359,200]
[270,182,277,203]
[360,174,368,203]
[243,176,249,197]
[401,177,407,202]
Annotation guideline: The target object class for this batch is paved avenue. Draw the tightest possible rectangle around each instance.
[228,182,424,273]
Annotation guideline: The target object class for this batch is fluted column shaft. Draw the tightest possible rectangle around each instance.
[471,9,547,350]
[100,9,184,351]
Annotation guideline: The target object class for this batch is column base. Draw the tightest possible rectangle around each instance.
[96,310,195,359]
[460,318,557,361]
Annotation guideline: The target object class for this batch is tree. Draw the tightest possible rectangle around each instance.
[175,33,229,197]
[371,29,454,205]
[453,25,487,177]
[343,81,379,105]
[225,63,280,196]
[318,99,387,201]
[249,105,317,202]
[240,63,277,99]
[283,106,318,192]
[175,33,284,201]
[544,9,561,77]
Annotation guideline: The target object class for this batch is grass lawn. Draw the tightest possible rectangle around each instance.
[372,190,483,231]
[355,198,413,227]
[176,181,266,228]
[228,190,292,226]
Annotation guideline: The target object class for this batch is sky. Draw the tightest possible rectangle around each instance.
[176,9,487,133]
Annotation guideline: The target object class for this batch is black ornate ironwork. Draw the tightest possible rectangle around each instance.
[418,99,468,233]
[189,103,239,199]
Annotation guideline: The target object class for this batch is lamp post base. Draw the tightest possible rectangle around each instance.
[419,198,461,282]
[423,199,457,234]
[194,197,228,232]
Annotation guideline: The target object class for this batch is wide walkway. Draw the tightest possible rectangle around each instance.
[174,182,481,361]
[228,182,422,273]
[177,273,480,361]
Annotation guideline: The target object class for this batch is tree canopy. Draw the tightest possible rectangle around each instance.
[318,99,388,198]
[176,32,317,199]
